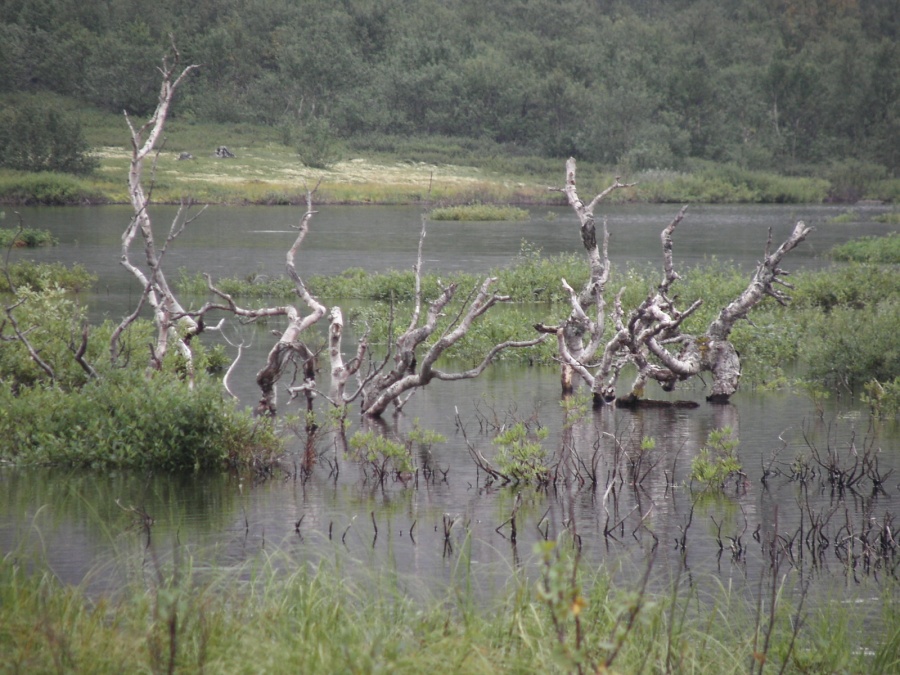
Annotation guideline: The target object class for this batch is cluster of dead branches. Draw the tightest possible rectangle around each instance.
[112,48,542,422]
[539,158,813,406]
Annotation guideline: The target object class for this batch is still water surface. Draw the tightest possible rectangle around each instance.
[2,203,898,608]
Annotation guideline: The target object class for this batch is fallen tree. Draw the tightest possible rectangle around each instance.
[538,158,813,406]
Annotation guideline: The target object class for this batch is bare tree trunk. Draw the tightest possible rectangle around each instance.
[116,44,201,380]
[537,158,635,394]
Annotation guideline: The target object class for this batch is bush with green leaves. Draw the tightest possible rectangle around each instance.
[288,117,342,169]
[429,204,530,221]
[0,226,56,248]
[863,378,900,418]
[689,427,742,490]
[493,422,550,484]
[0,370,280,471]
[800,298,900,389]
[828,232,900,264]
[349,430,415,477]
[0,279,281,470]
[0,100,97,175]
[0,260,96,293]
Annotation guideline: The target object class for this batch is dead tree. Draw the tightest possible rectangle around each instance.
[326,218,545,419]
[198,187,327,416]
[540,158,813,406]
[114,44,205,380]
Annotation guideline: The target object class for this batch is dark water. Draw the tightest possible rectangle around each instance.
[2,203,898,608]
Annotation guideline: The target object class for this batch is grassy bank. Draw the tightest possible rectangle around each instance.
[2,101,896,206]
[3,540,897,674]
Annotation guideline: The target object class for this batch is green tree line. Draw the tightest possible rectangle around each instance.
[1,0,897,181]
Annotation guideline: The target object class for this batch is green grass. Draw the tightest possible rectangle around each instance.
[2,94,883,206]
[829,232,900,264]
[0,226,57,248]
[873,212,900,225]
[429,204,531,221]
[2,540,897,674]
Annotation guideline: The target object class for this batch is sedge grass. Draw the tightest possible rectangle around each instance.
[1,539,895,674]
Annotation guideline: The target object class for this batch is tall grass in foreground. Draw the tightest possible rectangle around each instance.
[1,541,896,674]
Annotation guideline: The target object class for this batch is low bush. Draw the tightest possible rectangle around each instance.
[0,371,281,471]
[828,232,900,264]
[429,204,530,221]
[0,280,282,471]
[0,260,96,293]
[799,298,900,389]
[0,227,56,248]
[0,171,104,205]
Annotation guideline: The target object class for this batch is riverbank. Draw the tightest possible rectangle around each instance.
[3,113,896,206]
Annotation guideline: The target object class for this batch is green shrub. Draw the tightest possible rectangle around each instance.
[689,427,742,490]
[349,430,414,475]
[0,285,107,389]
[0,227,56,248]
[0,282,281,470]
[0,171,103,205]
[862,377,900,418]
[0,371,281,471]
[429,204,530,221]
[873,213,900,225]
[792,264,900,312]
[800,298,900,388]
[493,422,550,484]
[0,260,96,293]
[288,117,342,169]
[828,232,900,264]
[0,100,97,175]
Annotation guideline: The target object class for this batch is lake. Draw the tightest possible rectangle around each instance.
[2,202,898,611]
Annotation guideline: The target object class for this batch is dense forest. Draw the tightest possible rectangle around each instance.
[0,0,897,180]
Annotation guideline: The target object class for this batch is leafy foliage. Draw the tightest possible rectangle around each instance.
[429,204,530,221]
[0,371,280,470]
[493,422,550,484]
[0,275,281,470]
[0,260,96,293]
[829,232,900,264]
[0,0,896,193]
[689,427,742,490]
[0,226,56,248]
[0,100,97,175]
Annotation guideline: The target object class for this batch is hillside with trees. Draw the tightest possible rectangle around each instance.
[0,0,897,198]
